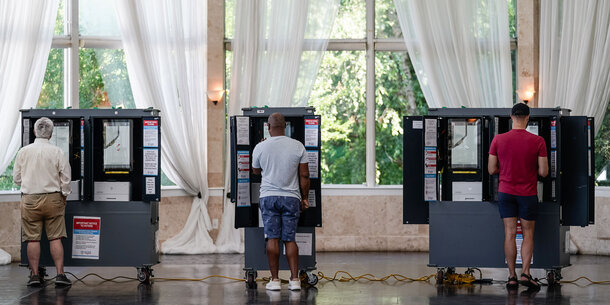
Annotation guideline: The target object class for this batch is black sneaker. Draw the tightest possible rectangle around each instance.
[55,274,72,286]
[27,273,42,286]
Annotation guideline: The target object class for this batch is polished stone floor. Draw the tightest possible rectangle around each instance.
[2,252,610,304]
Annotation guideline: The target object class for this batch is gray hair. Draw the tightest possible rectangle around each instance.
[34,117,54,139]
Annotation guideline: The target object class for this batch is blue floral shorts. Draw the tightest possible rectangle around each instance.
[259,196,300,241]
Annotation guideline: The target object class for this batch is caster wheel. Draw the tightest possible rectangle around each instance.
[307,274,318,286]
[137,267,153,284]
[436,270,444,285]
[245,271,257,289]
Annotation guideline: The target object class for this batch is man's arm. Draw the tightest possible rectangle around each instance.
[13,152,22,186]
[488,154,499,175]
[538,156,549,178]
[299,163,310,210]
[59,153,72,198]
[252,167,261,175]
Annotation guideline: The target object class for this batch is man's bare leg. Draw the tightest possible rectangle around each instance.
[49,238,64,274]
[266,238,280,280]
[503,217,518,278]
[285,241,299,280]
[27,241,41,275]
[520,219,536,284]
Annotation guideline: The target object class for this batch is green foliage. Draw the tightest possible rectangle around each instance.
[595,102,610,186]
[376,0,402,38]
[309,51,367,184]
[508,0,517,38]
[330,0,365,39]
[375,52,427,184]
[0,158,18,191]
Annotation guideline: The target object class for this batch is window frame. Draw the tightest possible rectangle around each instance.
[51,0,124,109]
[224,0,518,187]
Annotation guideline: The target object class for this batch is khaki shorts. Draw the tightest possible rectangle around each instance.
[21,192,67,242]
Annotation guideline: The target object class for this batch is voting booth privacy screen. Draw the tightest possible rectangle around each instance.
[403,108,595,274]
[20,109,160,272]
[230,107,321,286]
[230,107,322,228]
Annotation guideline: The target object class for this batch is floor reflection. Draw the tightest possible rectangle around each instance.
[431,283,570,305]
[3,252,609,305]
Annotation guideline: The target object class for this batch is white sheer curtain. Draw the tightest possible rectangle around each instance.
[0,0,58,179]
[0,0,58,264]
[539,0,610,133]
[394,0,513,108]
[115,0,215,253]
[215,0,339,252]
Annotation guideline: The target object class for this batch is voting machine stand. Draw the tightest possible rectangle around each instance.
[403,108,595,285]
[19,109,161,284]
[230,107,322,288]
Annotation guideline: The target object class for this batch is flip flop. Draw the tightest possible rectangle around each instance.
[519,273,540,289]
[506,276,519,289]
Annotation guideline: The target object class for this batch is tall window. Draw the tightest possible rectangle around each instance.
[39,0,134,110]
[1,0,177,191]
[225,0,523,186]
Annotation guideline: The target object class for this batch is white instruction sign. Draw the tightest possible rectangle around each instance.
[237,179,250,207]
[304,118,319,147]
[143,149,159,176]
[145,177,156,195]
[425,119,437,147]
[143,120,159,147]
[296,233,313,256]
[283,233,313,256]
[412,120,423,129]
[306,151,319,179]
[236,116,250,145]
[308,190,316,208]
[72,216,101,260]
[23,119,30,146]
[424,176,437,201]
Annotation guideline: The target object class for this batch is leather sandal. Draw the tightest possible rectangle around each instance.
[506,276,519,289]
[519,273,540,289]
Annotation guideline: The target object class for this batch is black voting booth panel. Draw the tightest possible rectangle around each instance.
[19,109,160,283]
[403,108,595,280]
[230,107,321,288]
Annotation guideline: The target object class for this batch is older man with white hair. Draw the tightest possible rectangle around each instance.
[13,117,72,287]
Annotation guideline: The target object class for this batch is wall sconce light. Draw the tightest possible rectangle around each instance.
[207,90,225,106]
[516,89,535,104]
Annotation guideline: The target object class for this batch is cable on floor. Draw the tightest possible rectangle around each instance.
[559,276,610,285]
[64,272,138,283]
[317,270,435,283]
[154,275,245,282]
[56,271,610,286]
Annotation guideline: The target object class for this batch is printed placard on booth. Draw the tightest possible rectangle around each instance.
[306,151,319,179]
[145,177,156,195]
[282,233,313,256]
[308,190,316,208]
[143,120,159,148]
[304,119,319,147]
[236,116,250,145]
[143,148,159,176]
[72,216,101,260]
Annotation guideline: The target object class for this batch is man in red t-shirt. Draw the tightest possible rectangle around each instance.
[488,103,548,290]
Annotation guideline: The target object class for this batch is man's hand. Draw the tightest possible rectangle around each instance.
[300,199,309,211]
[62,195,67,203]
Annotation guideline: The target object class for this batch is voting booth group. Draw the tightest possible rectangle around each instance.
[20,106,595,287]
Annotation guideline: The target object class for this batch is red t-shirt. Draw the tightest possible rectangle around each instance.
[489,129,547,196]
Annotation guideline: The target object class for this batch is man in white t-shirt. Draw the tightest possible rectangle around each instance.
[252,113,310,291]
